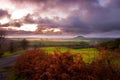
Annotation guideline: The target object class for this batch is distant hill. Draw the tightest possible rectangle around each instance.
[71,36,117,43]
[73,35,117,40]
[73,36,86,40]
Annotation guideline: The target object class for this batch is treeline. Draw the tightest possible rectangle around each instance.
[0,30,30,57]
[30,40,94,49]
[97,38,120,52]
[13,50,120,80]
[0,38,29,57]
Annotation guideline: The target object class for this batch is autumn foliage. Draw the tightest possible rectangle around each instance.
[14,50,120,80]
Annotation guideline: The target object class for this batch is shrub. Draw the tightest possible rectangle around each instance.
[97,39,120,52]
[14,50,120,80]
[14,50,48,80]
[0,52,4,58]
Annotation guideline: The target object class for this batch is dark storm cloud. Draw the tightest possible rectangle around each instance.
[21,14,91,34]
[0,23,10,27]
[11,0,50,9]
[60,15,92,34]
[23,14,36,24]
[0,21,22,27]
[0,29,33,35]
[22,14,59,27]
[11,0,99,11]
[12,0,48,3]
[92,22,120,33]
[7,0,120,37]
[12,0,98,5]
[0,9,10,18]
[11,21,22,27]
[39,18,60,27]
[88,8,120,33]
[11,0,97,34]
[107,0,120,8]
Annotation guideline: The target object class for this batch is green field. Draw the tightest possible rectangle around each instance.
[40,47,99,63]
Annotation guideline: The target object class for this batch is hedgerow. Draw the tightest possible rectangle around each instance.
[14,50,120,80]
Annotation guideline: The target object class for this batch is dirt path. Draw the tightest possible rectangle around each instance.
[0,55,20,67]
[0,55,20,80]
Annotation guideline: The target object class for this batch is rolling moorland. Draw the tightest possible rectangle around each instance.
[0,35,120,80]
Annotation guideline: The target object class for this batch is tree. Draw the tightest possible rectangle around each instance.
[9,41,15,53]
[0,30,6,57]
[21,39,29,50]
[0,30,6,49]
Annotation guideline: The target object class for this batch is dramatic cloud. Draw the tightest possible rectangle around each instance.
[107,0,120,8]
[0,0,120,37]
[0,9,10,18]
[87,8,120,33]
[0,20,22,27]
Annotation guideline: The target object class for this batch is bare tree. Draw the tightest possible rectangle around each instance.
[9,41,15,53]
[21,39,29,50]
[0,30,6,49]
[0,30,6,57]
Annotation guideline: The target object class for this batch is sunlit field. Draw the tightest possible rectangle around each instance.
[40,47,99,63]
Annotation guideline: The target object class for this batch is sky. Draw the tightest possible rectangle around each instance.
[0,0,120,38]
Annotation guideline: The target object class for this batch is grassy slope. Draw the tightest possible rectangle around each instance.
[1,50,25,58]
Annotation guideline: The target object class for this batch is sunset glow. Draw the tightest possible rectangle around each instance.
[11,9,32,19]
[17,24,38,31]
[0,17,9,24]
[53,28,61,32]
[42,28,61,33]
[2,24,38,32]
